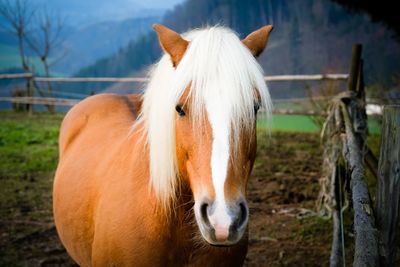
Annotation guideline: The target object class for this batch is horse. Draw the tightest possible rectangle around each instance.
[53,23,273,266]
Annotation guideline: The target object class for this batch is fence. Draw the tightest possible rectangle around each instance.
[320,44,400,266]
[0,72,350,114]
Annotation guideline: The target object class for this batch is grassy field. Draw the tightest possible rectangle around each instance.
[269,114,320,133]
[0,111,382,266]
[258,114,381,134]
[0,112,67,266]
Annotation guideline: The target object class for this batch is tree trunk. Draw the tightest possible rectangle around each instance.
[43,58,54,112]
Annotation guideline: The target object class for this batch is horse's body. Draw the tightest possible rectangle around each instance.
[54,94,247,266]
[53,24,273,266]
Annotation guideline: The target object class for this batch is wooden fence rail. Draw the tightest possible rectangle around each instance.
[0,73,349,83]
[0,73,33,79]
[341,102,379,267]
[0,96,79,106]
[0,96,328,115]
[0,72,349,112]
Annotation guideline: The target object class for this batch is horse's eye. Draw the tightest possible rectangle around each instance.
[254,103,260,114]
[175,105,186,116]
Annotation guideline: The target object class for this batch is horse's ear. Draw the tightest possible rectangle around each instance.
[242,25,273,57]
[153,24,188,67]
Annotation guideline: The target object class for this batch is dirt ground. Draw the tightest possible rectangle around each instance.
[1,132,334,266]
[244,132,331,266]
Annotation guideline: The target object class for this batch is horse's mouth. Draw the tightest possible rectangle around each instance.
[197,224,247,247]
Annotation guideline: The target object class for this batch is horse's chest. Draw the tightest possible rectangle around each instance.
[163,238,247,267]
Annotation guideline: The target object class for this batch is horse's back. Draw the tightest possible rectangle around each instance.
[53,93,143,266]
[59,93,142,156]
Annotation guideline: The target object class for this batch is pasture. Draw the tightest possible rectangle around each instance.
[0,111,380,266]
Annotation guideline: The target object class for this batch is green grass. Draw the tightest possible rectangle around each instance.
[271,114,321,133]
[257,114,320,133]
[258,114,382,134]
[0,112,65,266]
[367,116,382,135]
[0,112,63,177]
[0,112,63,221]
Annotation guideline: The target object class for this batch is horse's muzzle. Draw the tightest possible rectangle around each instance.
[195,198,249,246]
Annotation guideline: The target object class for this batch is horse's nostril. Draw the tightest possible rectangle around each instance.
[200,202,211,228]
[200,202,208,217]
[236,202,248,229]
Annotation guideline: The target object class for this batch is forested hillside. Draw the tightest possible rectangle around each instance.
[52,16,160,74]
[77,0,400,97]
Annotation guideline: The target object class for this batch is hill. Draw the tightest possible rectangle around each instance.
[22,0,167,28]
[77,0,400,98]
[0,15,161,75]
[52,16,161,75]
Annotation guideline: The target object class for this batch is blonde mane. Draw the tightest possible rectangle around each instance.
[138,26,272,209]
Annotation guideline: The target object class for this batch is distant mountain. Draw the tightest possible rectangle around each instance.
[52,16,161,74]
[30,0,167,28]
[0,14,161,75]
[77,0,400,98]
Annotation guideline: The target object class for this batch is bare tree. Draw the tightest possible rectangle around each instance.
[26,8,65,112]
[0,0,66,112]
[0,0,35,112]
[0,0,35,72]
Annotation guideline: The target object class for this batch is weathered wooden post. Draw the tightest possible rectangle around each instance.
[348,44,362,93]
[341,102,379,267]
[329,44,368,267]
[27,74,33,114]
[347,44,367,137]
[327,44,379,267]
[345,44,379,267]
[376,105,400,267]
[356,58,379,178]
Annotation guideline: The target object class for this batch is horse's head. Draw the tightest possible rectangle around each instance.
[145,24,272,246]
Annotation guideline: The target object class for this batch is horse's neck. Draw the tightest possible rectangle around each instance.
[167,187,197,258]
[128,116,196,240]
[128,121,194,220]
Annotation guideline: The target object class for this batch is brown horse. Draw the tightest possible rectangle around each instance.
[53,24,273,266]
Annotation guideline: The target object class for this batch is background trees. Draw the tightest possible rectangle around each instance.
[0,0,65,111]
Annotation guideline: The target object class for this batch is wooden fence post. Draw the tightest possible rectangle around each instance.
[329,44,368,267]
[357,59,379,178]
[348,44,362,93]
[376,105,400,267]
[26,75,33,114]
[348,44,367,136]
[346,44,380,267]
